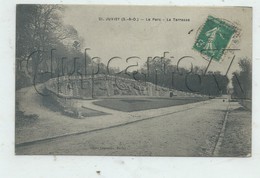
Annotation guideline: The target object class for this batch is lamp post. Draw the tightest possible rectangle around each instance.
[155,69,158,91]
[91,60,94,99]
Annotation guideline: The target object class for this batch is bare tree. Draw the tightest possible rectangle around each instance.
[16,5,79,74]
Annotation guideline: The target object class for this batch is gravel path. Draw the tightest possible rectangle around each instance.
[15,86,210,145]
[16,86,230,156]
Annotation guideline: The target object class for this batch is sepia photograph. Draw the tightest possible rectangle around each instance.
[15,5,252,156]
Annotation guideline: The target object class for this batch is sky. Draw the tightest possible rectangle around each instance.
[62,5,252,79]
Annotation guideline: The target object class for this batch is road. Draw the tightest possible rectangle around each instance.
[16,87,232,156]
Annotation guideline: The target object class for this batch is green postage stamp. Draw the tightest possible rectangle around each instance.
[193,15,236,62]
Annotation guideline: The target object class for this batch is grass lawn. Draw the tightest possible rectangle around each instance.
[93,96,208,112]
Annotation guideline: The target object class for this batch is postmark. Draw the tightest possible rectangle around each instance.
[193,15,237,62]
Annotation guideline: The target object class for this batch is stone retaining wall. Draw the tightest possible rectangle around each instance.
[46,74,170,98]
[45,74,202,99]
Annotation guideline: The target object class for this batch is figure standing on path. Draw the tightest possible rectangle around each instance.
[204,26,224,51]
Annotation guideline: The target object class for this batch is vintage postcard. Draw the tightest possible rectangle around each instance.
[15,5,252,156]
